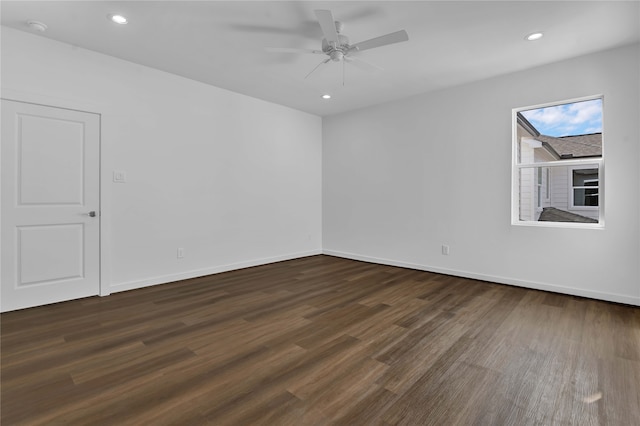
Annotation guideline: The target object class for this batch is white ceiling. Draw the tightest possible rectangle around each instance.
[2,1,639,116]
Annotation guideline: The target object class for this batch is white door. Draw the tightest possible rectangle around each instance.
[1,100,100,312]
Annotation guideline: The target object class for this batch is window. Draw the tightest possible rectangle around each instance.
[512,96,603,226]
[535,167,551,210]
[537,167,542,209]
[545,168,550,203]
[571,167,599,208]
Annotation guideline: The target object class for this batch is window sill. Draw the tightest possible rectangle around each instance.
[512,220,604,229]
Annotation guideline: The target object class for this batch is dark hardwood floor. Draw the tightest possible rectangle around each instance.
[2,255,639,425]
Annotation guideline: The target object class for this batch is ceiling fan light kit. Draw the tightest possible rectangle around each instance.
[269,9,409,85]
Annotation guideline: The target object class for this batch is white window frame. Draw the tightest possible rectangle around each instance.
[536,167,543,211]
[569,165,600,210]
[511,95,604,228]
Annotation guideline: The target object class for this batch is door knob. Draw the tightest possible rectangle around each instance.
[84,211,96,217]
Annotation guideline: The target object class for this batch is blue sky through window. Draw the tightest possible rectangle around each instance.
[521,98,602,137]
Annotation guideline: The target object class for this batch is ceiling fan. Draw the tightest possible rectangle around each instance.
[268,9,409,84]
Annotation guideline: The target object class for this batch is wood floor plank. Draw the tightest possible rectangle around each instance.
[2,254,639,425]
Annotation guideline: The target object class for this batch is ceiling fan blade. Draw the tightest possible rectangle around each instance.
[345,55,384,71]
[349,30,409,52]
[305,58,331,79]
[267,47,324,55]
[315,10,339,44]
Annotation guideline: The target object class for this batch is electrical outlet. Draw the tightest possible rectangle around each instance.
[113,170,127,183]
[177,248,185,259]
[442,245,450,255]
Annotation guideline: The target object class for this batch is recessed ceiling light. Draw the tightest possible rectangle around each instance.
[322,94,331,99]
[26,20,47,32]
[108,14,128,25]
[525,32,543,41]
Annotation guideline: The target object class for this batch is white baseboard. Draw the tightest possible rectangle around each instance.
[110,249,323,294]
[322,249,640,306]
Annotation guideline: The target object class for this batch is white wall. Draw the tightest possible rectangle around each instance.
[323,43,640,305]
[1,27,322,294]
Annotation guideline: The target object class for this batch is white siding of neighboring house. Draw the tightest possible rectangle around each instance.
[518,124,556,221]
[533,148,555,220]
[550,166,569,212]
[520,167,535,221]
[518,125,536,221]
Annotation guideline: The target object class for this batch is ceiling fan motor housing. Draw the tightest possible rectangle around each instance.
[322,34,350,61]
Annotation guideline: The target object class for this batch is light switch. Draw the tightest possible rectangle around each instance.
[113,170,127,183]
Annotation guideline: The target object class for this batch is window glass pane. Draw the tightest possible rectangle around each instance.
[572,168,598,186]
[517,164,599,223]
[574,188,599,206]
[516,99,602,165]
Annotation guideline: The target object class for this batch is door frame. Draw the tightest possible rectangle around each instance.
[1,93,111,299]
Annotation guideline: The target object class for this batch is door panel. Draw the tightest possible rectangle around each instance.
[1,100,100,312]
[19,114,85,205]
[18,224,84,285]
